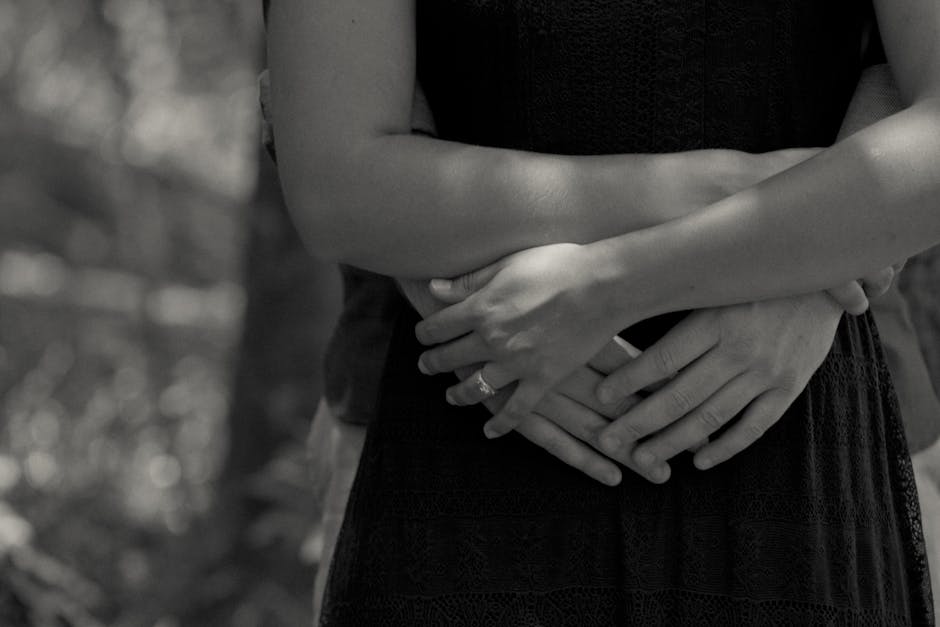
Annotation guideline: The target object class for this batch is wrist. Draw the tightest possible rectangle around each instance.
[582,233,670,329]
[653,150,748,217]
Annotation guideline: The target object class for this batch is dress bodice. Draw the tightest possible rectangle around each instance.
[417,0,872,155]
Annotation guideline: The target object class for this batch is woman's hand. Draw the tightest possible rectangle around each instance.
[594,293,843,482]
[415,243,626,439]
[401,279,654,485]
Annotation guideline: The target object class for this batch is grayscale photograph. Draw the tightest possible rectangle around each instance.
[0,0,938,625]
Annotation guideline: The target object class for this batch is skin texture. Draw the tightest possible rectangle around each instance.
[269,0,913,483]
[400,77,898,482]
[413,64,908,480]
[268,1,864,281]
[417,0,940,467]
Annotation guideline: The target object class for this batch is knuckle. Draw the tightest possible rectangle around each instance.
[665,388,695,416]
[458,272,478,295]
[653,348,678,378]
[694,405,726,431]
[480,324,507,349]
[749,358,777,383]
[612,394,638,416]
[604,372,632,400]
[614,420,643,443]
[572,422,596,443]
[467,297,491,322]
[773,368,801,392]
[741,420,769,443]
[723,335,758,365]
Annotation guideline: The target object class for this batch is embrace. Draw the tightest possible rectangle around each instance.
[265,0,939,624]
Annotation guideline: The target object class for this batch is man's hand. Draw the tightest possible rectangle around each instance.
[595,293,843,482]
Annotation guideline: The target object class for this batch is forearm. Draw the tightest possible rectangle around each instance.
[594,97,940,323]
[397,66,892,315]
[279,130,752,279]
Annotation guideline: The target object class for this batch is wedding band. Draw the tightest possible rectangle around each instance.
[473,370,498,398]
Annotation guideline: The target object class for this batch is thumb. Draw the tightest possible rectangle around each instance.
[429,262,502,303]
[827,281,869,316]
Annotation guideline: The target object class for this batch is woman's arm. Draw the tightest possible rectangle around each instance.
[592,0,940,324]
[267,0,801,279]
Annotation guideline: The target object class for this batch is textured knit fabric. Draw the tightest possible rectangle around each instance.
[320,2,935,625]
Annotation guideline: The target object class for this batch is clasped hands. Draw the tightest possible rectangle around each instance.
[413,242,899,486]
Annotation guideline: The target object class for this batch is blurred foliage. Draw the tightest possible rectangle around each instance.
[0,0,333,625]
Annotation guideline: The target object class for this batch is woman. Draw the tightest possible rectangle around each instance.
[268,0,936,624]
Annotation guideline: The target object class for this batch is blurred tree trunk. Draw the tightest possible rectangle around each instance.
[210,4,342,615]
[222,147,340,508]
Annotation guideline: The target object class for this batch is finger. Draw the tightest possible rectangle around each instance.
[861,266,895,299]
[827,281,868,316]
[558,367,642,419]
[418,334,490,375]
[631,374,757,470]
[480,385,513,415]
[415,301,477,345]
[446,363,514,406]
[596,316,717,404]
[587,336,641,375]
[535,391,611,444]
[598,348,737,457]
[429,263,503,304]
[515,414,622,486]
[533,393,668,484]
[484,381,547,438]
[693,389,794,470]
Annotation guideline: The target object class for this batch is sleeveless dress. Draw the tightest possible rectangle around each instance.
[320,1,935,624]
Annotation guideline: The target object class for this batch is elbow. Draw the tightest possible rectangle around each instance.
[276,145,372,265]
[279,181,362,264]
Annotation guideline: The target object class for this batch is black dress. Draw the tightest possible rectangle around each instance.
[320,1,935,624]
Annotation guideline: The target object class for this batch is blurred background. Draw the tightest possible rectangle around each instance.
[0,0,342,625]
[0,1,938,626]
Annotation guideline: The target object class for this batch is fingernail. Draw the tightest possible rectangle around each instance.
[696,456,713,470]
[483,424,501,439]
[597,386,613,404]
[633,450,656,467]
[599,433,621,455]
[446,390,457,405]
[430,278,451,294]
[417,358,430,375]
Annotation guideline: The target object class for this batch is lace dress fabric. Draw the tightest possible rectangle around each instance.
[320,1,935,624]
